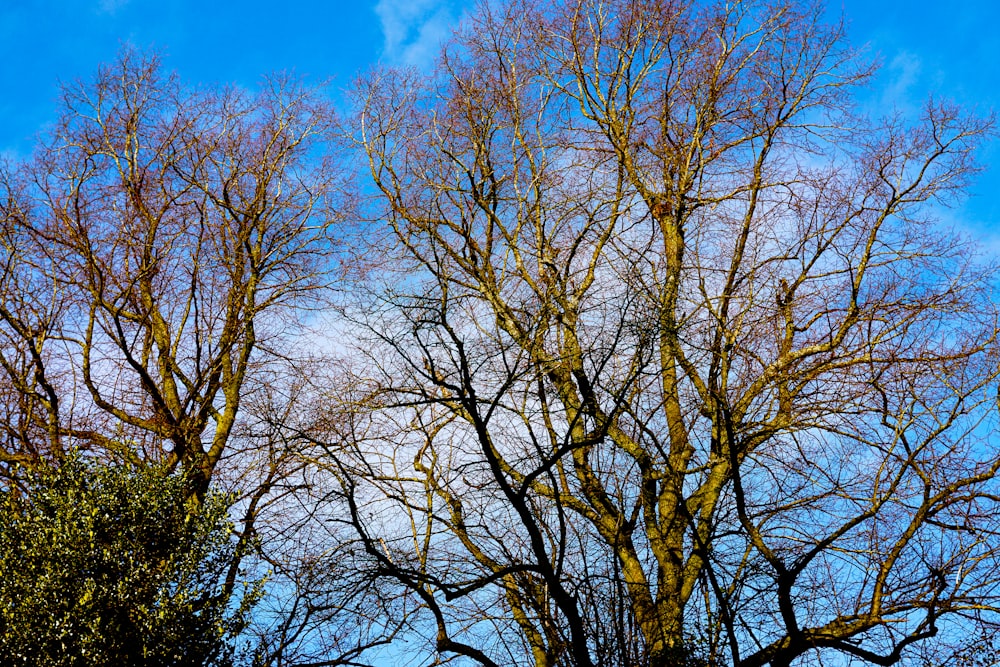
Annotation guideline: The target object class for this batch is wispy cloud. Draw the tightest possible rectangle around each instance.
[98,0,130,15]
[374,0,459,67]
[880,50,922,111]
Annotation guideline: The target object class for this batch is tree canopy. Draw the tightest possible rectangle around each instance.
[1,1,999,666]
[330,0,1000,665]
[0,455,257,666]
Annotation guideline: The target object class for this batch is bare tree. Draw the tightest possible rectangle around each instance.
[0,182,65,476]
[233,361,408,667]
[0,50,407,666]
[0,49,339,495]
[319,0,1000,665]
[0,48,389,667]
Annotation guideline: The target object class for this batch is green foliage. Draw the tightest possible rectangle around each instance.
[0,455,257,666]
[650,634,722,667]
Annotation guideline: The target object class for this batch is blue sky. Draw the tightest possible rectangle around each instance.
[0,0,462,154]
[1,0,997,241]
[837,0,1000,247]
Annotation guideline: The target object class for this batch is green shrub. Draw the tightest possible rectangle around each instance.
[0,455,257,666]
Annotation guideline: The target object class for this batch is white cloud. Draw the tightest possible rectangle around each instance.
[880,50,922,111]
[374,0,460,67]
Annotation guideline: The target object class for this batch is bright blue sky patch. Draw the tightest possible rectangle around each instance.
[837,1,1000,247]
